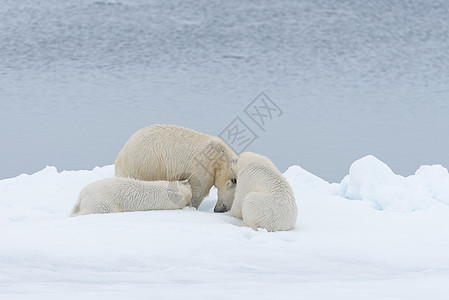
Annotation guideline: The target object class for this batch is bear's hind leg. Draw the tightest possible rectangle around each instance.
[241,192,264,231]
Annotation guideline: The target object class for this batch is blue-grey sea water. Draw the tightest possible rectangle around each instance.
[1,0,449,182]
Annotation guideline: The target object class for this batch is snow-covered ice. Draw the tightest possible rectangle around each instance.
[340,155,449,211]
[1,156,449,299]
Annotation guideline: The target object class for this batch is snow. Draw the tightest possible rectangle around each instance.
[340,155,449,210]
[1,156,449,299]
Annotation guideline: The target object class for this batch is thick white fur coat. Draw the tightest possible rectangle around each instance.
[71,178,192,216]
[115,125,236,208]
[230,152,298,232]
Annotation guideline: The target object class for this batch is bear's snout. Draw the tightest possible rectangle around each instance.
[213,204,229,213]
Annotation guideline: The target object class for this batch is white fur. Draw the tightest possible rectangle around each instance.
[115,125,236,208]
[229,152,298,232]
[71,178,192,216]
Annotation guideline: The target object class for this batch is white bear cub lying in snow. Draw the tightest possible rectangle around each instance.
[229,152,298,232]
[71,178,192,216]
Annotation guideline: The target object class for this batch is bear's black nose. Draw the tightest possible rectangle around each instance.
[214,206,226,213]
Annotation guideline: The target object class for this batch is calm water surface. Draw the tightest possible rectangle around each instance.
[1,0,449,181]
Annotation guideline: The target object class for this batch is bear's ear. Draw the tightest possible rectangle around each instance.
[207,140,217,147]
[215,142,226,154]
[226,179,236,188]
[232,157,238,165]
[207,139,221,151]
[205,140,222,155]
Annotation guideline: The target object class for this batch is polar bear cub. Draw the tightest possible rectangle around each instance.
[71,178,192,216]
[229,152,297,232]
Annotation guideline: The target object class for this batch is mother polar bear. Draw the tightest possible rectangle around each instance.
[115,124,237,209]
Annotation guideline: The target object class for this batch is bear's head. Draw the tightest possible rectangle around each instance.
[204,138,237,211]
[214,178,237,213]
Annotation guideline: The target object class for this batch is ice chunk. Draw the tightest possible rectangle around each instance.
[340,155,439,211]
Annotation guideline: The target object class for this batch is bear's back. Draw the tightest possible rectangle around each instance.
[115,125,209,179]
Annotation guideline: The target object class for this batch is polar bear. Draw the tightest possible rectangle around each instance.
[115,125,237,209]
[70,178,192,216]
[228,152,297,232]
